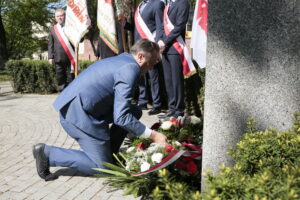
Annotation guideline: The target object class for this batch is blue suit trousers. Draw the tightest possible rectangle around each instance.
[44,107,142,175]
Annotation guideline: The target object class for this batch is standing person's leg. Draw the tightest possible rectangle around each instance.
[148,65,161,114]
[65,62,74,85]
[55,63,67,92]
[138,74,148,109]
[169,54,184,116]
[44,116,112,175]
[162,54,175,116]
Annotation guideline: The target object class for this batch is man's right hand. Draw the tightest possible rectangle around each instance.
[48,59,54,65]
[149,130,168,145]
[157,40,165,53]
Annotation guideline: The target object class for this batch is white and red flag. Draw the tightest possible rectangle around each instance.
[97,0,119,54]
[64,0,91,47]
[191,0,207,68]
[64,0,91,76]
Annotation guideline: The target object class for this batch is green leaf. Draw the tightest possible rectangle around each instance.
[102,162,131,175]
[92,168,128,177]
[112,154,126,169]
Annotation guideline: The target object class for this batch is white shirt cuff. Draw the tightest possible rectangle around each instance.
[140,127,152,138]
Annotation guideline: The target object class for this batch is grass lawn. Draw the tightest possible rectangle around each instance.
[0,70,11,82]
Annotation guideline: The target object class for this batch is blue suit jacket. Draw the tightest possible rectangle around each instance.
[163,0,190,54]
[53,53,146,140]
[134,0,165,42]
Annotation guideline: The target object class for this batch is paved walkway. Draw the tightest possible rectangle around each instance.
[0,82,157,200]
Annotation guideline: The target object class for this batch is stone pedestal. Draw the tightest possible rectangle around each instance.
[202,0,300,180]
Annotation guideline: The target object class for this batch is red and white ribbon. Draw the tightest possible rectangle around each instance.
[131,150,186,176]
[134,5,156,42]
[163,5,196,78]
[54,24,75,71]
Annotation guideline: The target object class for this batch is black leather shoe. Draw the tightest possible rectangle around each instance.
[138,104,148,110]
[32,143,54,181]
[148,107,161,115]
[172,112,184,119]
[158,110,175,119]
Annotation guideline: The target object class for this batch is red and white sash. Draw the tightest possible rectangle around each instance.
[53,24,76,71]
[163,5,196,78]
[134,4,156,42]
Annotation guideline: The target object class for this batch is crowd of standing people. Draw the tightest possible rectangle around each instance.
[94,0,191,119]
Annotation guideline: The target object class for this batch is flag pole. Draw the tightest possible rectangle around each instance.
[75,45,79,77]
[121,23,128,52]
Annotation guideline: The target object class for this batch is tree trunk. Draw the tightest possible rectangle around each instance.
[202,0,300,189]
[0,12,8,69]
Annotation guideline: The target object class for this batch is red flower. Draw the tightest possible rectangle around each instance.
[150,122,161,130]
[186,138,193,142]
[170,118,178,126]
[137,142,146,150]
[164,144,174,152]
[175,161,186,170]
[186,160,198,175]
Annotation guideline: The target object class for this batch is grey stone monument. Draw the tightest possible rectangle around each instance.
[202,0,300,181]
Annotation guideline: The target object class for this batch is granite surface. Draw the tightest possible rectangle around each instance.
[202,0,300,179]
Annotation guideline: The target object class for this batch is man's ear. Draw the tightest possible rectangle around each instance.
[137,52,145,60]
[136,52,146,64]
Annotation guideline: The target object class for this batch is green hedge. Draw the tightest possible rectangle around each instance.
[5,60,94,94]
[203,113,300,200]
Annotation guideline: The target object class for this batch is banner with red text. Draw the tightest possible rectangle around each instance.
[191,0,207,68]
[64,0,91,47]
[97,0,119,54]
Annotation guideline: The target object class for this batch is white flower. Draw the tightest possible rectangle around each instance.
[161,121,173,130]
[126,147,135,153]
[190,116,201,124]
[137,157,145,164]
[151,153,163,163]
[147,143,163,153]
[174,141,182,147]
[140,162,151,172]
[134,151,146,157]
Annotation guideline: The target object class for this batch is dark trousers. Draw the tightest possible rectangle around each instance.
[55,62,74,92]
[138,64,161,108]
[162,54,184,114]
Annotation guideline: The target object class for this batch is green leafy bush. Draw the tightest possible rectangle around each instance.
[203,112,300,200]
[5,60,94,93]
[0,69,11,82]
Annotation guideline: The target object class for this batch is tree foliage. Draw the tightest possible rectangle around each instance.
[1,0,60,60]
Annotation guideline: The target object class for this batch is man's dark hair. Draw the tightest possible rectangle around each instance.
[130,39,159,59]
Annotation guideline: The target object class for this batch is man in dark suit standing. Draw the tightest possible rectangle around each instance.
[158,0,190,118]
[134,0,164,115]
[48,9,75,92]
[33,39,168,181]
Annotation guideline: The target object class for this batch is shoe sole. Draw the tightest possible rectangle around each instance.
[32,145,37,159]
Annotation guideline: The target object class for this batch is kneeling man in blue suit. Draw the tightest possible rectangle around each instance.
[33,39,168,181]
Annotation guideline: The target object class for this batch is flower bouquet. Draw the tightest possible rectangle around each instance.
[94,115,203,199]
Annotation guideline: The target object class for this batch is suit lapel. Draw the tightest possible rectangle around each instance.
[167,0,177,15]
